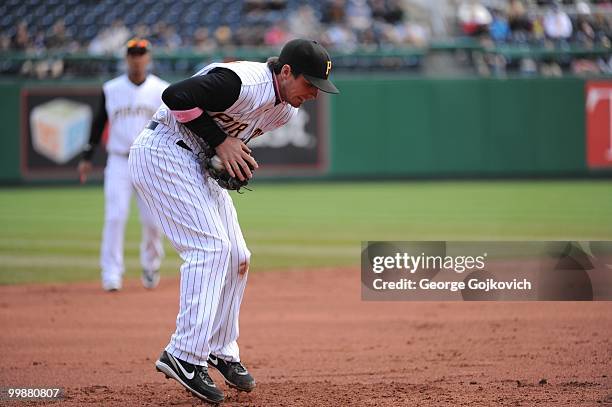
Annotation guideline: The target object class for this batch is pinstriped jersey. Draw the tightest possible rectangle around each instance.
[153,61,297,145]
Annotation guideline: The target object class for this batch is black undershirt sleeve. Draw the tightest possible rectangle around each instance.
[82,90,107,161]
[162,67,242,148]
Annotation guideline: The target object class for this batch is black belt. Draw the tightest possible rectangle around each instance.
[111,151,129,157]
[146,120,159,130]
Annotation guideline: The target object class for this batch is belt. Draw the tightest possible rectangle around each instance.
[110,151,129,157]
[146,120,159,130]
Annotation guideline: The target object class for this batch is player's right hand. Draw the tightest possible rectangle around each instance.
[214,137,258,181]
[78,160,93,184]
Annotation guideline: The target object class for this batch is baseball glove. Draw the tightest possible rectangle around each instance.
[200,153,254,192]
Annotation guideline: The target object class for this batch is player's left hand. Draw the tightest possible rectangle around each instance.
[77,160,93,184]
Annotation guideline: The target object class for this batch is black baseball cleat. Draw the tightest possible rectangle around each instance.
[207,354,256,392]
[155,351,224,404]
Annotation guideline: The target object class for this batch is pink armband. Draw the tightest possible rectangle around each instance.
[170,107,203,123]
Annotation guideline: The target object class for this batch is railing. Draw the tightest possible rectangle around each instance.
[1,40,610,77]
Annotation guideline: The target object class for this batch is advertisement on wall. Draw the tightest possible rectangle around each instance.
[21,86,330,180]
[21,87,107,180]
[586,81,612,169]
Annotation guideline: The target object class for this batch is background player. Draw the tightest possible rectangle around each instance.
[128,39,339,403]
[78,38,168,291]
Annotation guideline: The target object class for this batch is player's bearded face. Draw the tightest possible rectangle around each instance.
[280,68,319,108]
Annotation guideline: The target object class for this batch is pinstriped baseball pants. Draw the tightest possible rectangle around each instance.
[128,123,251,366]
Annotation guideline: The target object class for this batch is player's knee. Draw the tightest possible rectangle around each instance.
[239,246,251,265]
[237,246,251,276]
[104,214,129,226]
[105,204,130,222]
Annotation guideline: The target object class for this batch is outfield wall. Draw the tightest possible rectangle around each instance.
[0,82,22,182]
[1,77,610,183]
[330,77,602,177]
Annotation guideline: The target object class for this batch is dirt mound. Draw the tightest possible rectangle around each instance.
[1,268,610,405]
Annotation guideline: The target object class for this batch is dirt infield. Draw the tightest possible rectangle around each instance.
[1,268,611,406]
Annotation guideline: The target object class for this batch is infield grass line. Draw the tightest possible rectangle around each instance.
[1,181,611,284]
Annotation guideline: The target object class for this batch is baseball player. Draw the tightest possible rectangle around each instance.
[128,39,338,403]
[78,38,168,292]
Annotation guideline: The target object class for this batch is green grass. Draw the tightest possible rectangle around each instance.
[1,181,611,284]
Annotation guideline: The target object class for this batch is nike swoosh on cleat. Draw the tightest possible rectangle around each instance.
[208,355,218,366]
[169,354,195,380]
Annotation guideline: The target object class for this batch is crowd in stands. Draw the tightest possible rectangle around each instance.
[1,0,429,55]
[0,0,610,77]
[457,0,612,75]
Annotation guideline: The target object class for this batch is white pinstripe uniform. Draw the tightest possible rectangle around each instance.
[129,61,297,365]
[99,74,168,288]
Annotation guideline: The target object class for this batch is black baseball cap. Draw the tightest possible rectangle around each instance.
[126,38,150,55]
[279,39,339,94]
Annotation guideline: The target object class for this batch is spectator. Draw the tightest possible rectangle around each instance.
[394,20,430,47]
[576,0,592,16]
[346,0,372,31]
[322,21,358,51]
[264,22,289,46]
[571,2,602,73]
[214,25,235,48]
[108,20,131,52]
[243,0,266,15]
[574,16,596,47]
[540,4,571,77]
[11,21,31,52]
[46,19,70,51]
[243,0,286,24]
[542,3,573,41]
[371,0,404,25]
[31,19,75,79]
[322,0,347,25]
[358,26,379,48]
[234,26,262,46]
[287,4,321,40]
[598,55,612,74]
[371,0,388,22]
[160,24,182,51]
[0,34,10,52]
[148,22,182,51]
[193,27,216,53]
[457,0,492,37]
[489,9,510,43]
[374,19,400,45]
[519,56,538,75]
[133,24,151,40]
[506,0,532,42]
[571,58,600,75]
[31,30,46,53]
[88,28,112,55]
[148,22,167,48]
[532,15,546,43]
[88,19,131,56]
[385,0,405,25]
[592,12,611,46]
